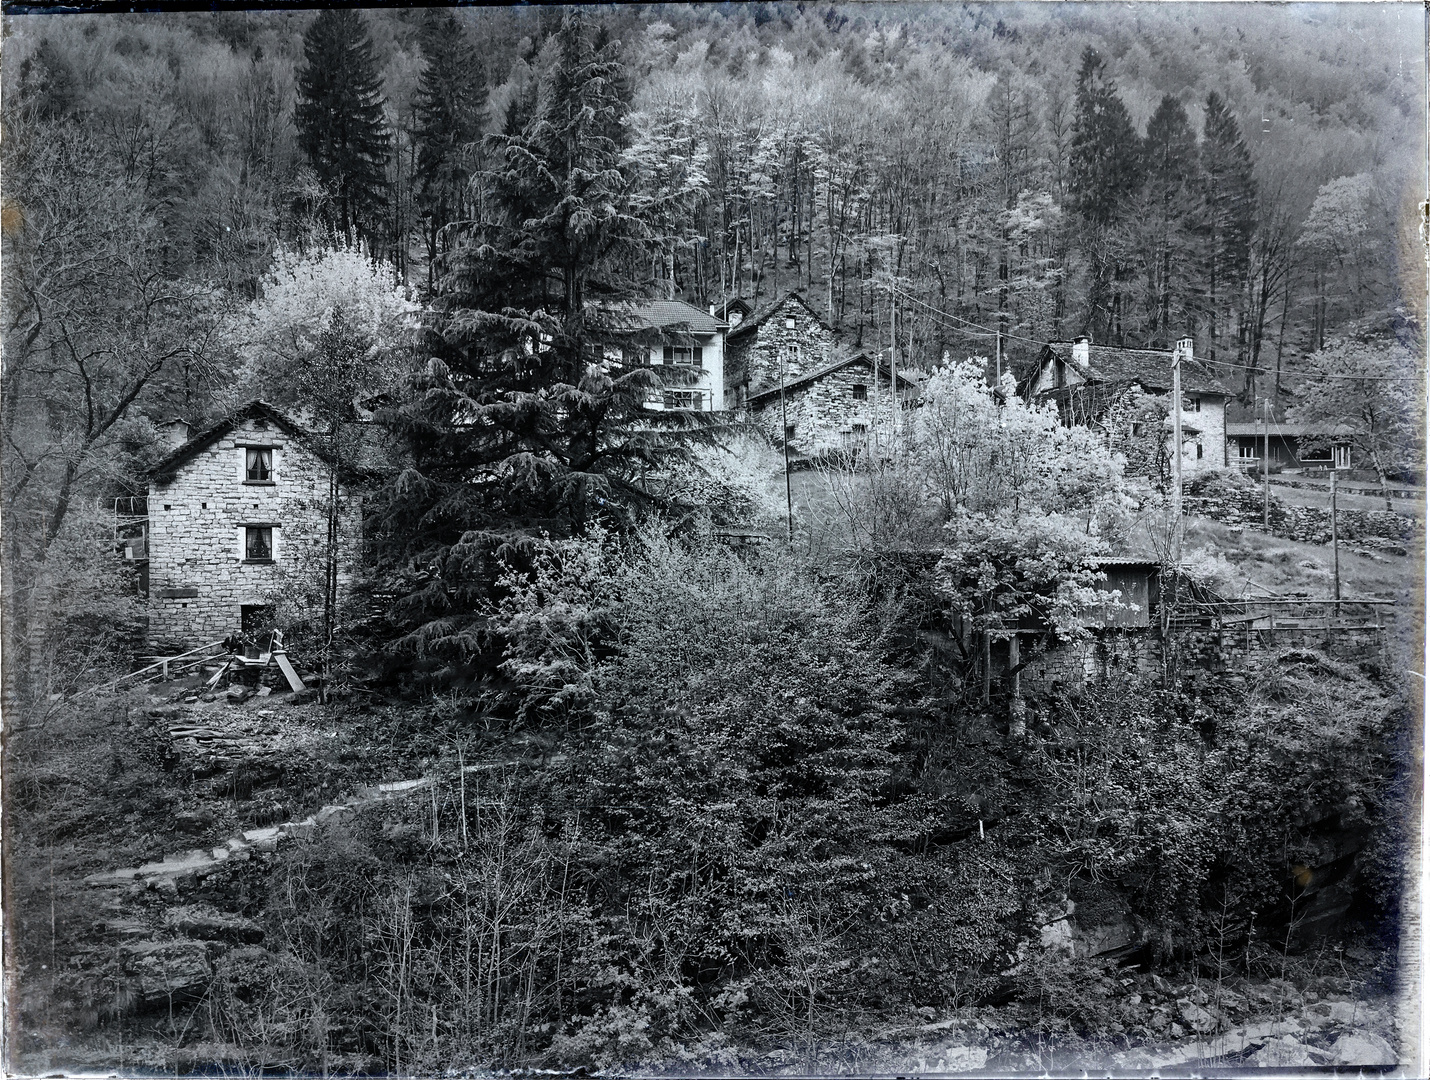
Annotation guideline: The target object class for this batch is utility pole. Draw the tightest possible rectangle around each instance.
[1172,338,1191,566]
[890,290,898,451]
[1331,469,1341,609]
[1263,396,1271,530]
[780,348,793,543]
[995,329,1002,386]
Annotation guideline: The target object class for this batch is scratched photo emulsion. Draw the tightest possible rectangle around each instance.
[1,2,1425,1076]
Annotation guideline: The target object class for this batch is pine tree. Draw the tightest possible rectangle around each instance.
[1069,47,1141,227]
[413,11,487,283]
[294,10,391,247]
[1198,92,1257,362]
[370,10,701,677]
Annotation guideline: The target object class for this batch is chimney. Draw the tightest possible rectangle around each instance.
[161,418,191,447]
[1071,335,1090,370]
[709,303,717,317]
[1173,337,1194,364]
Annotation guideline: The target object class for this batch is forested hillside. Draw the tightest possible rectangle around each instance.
[1,4,1423,1074]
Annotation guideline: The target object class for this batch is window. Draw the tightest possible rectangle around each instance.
[244,526,273,562]
[1131,422,1143,437]
[1183,395,1201,412]
[1196,441,1204,459]
[662,345,703,366]
[245,447,273,482]
[1240,443,1257,459]
[852,423,868,434]
[663,390,697,410]
[784,423,797,442]
[852,383,868,401]
[784,316,797,329]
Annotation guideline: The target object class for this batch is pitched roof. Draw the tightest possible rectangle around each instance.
[745,353,917,407]
[1040,341,1235,397]
[727,291,831,342]
[616,299,727,335]
[149,400,366,486]
[1225,421,1358,438]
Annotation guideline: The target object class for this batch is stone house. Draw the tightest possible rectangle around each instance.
[1023,337,1234,477]
[724,292,839,408]
[145,401,364,649]
[745,352,919,457]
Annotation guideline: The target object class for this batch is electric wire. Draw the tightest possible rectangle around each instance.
[890,285,1425,384]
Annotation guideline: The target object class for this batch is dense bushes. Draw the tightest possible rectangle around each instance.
[209,526,1409,1071]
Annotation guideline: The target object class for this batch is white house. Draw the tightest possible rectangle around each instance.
[1023,337,1234,478]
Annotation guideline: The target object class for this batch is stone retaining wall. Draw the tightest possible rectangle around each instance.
[1017,621,1387,696]
[1184,475,1417,550]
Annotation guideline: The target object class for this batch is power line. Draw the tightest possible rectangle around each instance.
[892,286,1424,383]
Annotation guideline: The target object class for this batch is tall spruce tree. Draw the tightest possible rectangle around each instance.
[295,10,391,247]
[370,10,701,678]
[1198,92,1257,362]
[1069,47,1141,227]
[1137,95,1201,346]
[1069,48,1142,342]
[413,12,487,285]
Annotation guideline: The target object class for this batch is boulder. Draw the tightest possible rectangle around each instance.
[1039,918,1075,956]
[164,905,264,944]
[1250,1036,1318,1067]
[1177,999,1218,1035]
[1329,1031,1397,1066]
[120,940,212,1003]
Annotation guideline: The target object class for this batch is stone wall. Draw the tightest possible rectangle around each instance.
[1017,620,1388,697]
[148,415,362,649]
[726,296,836,402]
[1184,473,1418,549]
[749,359,908,456]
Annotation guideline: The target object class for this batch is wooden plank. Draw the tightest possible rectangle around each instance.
[272,650,305,693]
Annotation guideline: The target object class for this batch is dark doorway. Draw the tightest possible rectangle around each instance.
[241,604,277,657]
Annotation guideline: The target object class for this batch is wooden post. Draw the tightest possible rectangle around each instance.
[981,630,991,705]
[1263,397,1271,530]
[1331,470,1341,611]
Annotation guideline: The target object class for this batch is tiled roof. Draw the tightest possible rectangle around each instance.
[745,353,917,406]
[1042,341,1235,396]
[617,299,726,335]
[727,291,830,341]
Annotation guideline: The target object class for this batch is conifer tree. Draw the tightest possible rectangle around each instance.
[1199,92,1257,362]
[1069,48,1141,343]
[413,11,487,283]
[1069,47,1141,227]
[370,10,700,675]
[295,10,391,247]
[1137,95,1201,346]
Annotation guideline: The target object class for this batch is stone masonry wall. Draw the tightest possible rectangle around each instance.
[727,298,837,402]
[1184,473,1418,550]
[750,360,907,456]
[1018,621,1388,698]
[148,416,362,649]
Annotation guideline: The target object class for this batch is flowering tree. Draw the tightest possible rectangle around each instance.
[914,360,1130,642]
[1290,334,1422,508]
